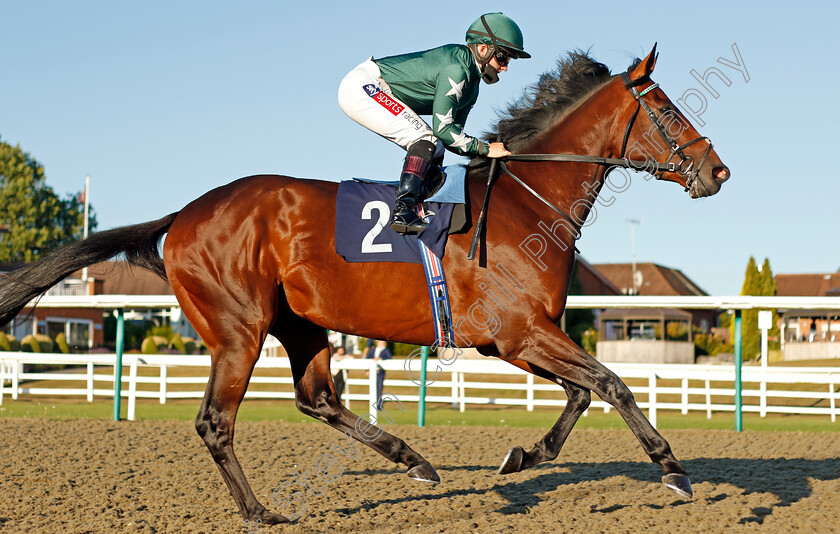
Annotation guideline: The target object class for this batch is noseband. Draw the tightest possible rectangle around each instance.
[618,72,712,192]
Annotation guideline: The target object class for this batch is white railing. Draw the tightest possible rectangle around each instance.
[1,352,837,426]
[9,294,840,428]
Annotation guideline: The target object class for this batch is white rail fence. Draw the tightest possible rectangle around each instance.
[2,352,837,426]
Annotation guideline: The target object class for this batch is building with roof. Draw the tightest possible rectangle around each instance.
[572,257,622,296]
[774,272,840,360]
[2,261,193,350]
[592,262,718,332]
[596,307,694,363]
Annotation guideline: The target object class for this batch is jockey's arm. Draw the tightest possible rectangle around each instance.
[431,65,490,158]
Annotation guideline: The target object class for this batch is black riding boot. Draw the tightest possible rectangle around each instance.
[390,141,434,235]
[423,154,446,198]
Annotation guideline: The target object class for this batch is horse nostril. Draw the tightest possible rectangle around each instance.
[713,166,730,184]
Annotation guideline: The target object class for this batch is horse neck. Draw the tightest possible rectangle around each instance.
[500,79,628,224]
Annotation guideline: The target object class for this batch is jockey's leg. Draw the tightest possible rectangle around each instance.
[390,139,435,235]
[423,147,447,199]
[338,58,445,234]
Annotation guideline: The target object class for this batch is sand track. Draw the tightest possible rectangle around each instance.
[1,419,838,533]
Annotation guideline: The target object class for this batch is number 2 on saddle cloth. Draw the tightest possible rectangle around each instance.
[335,165,469,347]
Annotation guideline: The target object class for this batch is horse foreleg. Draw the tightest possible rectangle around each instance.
[497,359,591,473]
[499,316,692,499]
[274,320,440,484]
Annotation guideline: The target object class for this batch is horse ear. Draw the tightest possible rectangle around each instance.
[630,43,658,80]
[647,42,658,73]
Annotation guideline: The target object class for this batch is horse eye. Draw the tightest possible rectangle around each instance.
[659,106,674,114]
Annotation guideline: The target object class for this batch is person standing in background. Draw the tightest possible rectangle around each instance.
[330,346,352,402]
[366,340,392,409]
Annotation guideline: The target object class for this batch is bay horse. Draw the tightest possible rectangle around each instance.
[0,46,729,524]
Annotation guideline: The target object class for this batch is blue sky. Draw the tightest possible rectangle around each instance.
[2,1,837,295]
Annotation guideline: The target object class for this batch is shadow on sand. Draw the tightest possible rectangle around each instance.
[339,457,840,524]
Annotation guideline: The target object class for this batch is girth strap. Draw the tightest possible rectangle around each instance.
[418,239,454,348]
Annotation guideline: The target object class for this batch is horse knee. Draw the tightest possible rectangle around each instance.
[604,379,635,408]
[195,406,232,456]
[195,415,209,439]
[567,387,591,413]
[560,380,591,414]
[295,388,341,423]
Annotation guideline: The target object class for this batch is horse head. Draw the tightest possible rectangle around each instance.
[620,44,730,198]
[476,45,731,250]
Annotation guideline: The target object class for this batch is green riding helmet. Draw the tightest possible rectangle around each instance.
[465,12,531,59]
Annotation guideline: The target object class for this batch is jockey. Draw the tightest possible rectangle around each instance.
[338,12,530,235]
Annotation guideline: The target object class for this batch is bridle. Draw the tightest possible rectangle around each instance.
[499,72,713,226]
[617,71,713,191]
[467,71,714,259]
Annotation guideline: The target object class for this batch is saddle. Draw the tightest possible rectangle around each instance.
[335,165,469,264]
[334,166,468,347]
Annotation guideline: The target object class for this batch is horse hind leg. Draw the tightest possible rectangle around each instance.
[167,274,289,523]
[193,343,290,525]
[272,314,440,486]
[497,361,591,474]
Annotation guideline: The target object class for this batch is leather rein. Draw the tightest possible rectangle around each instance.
[496,72,713,237]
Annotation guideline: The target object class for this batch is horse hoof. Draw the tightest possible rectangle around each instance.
[497,446,525,475]
[407,462,440,484]
[662,473,693,499]
[252,509,291,525]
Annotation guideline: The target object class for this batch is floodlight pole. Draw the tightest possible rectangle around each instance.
[82,175,90,287]
[627,219,641,294]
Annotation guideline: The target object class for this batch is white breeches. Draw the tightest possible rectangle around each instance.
[338,58,445,158]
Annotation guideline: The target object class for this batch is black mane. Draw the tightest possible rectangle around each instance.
[471,50,614,167]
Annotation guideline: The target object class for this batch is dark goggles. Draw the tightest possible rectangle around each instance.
[494,48,511,67]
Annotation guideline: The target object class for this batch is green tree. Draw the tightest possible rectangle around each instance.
[733,256,778,360]
[757,258,780,350]
[0,138,96,262]
[737,257,761,360]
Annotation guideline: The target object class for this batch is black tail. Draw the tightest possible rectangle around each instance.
[0,212,179,326]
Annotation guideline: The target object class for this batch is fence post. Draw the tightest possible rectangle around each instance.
[681,378,688,415]
[340,369,349,409]
[760,372,767,418]
[87,361,94,402]
[343,369,350,410]
[368,359,377,424]
[459,372,466,413]
[160,364,167,404]
[648,373,657,429]
[113,308,124,421]
[127,355,138,421]
[451,371,458,409]
[705,379,712,419]
[0,358,5,405]
[830,381,836,423]
[12,358,19,400]
[734,309,743,432]
[12,360,23,400]
[526,373,534,412]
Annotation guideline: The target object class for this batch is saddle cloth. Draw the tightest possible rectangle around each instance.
[335,165,467,264]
